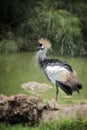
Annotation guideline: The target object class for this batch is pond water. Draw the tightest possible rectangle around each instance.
[0,52,87,102]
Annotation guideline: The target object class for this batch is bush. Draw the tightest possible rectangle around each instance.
[37,10,83,56]
[19,9,83,56]
[15,37,36,52]
[0,40,18,53]
[0,1,86,56]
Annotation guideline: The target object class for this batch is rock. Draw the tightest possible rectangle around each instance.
[0,94,9,119]
[37,103,43,111]
[0,94,43,125]
[1,94,87,125]
[47,99,59,110]
[21,82,52,93]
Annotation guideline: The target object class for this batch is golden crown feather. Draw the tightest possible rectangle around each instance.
[38,38,51,49]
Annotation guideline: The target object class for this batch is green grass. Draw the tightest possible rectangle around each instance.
[0,52,87,103]
[0,118,87,130]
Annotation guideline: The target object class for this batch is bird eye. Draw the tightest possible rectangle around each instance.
[38,44,44,50]
[39,43,42,47]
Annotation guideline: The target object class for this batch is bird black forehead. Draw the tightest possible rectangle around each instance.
[39,43,43,47]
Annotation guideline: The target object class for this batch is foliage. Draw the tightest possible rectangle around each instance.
[16,9,83,56]
[15,37,36,51]
[0,0,87,56]
[39,119,87,130]
[0,40,18,53]
[37,10,82,56]
[0,119,87,130]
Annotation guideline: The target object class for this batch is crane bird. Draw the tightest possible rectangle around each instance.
[36,38,82,100]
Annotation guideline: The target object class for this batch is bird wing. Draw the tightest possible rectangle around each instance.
[45,65,82,95]
[43,59,73,72]
[45,65,71,84]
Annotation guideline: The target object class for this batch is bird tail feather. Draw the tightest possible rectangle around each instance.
[56,81,73,95]
[56,81,82,95]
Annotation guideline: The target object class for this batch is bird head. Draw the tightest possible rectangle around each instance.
[36,38,51,61]
[38,38,51,50]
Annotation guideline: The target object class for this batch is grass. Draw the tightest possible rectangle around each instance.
[0,118,87,130]
[0,52,87,103]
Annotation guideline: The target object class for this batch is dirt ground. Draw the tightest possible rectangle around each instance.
[42,102,87,121]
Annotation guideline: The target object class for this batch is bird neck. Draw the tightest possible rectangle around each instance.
[36,48,47,62]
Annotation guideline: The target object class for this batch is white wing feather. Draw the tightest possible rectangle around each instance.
[45,66,70,84]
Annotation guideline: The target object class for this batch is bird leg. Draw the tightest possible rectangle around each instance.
[56,85,59,101]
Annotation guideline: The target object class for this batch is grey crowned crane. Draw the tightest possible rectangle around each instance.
[36,38,82,100]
